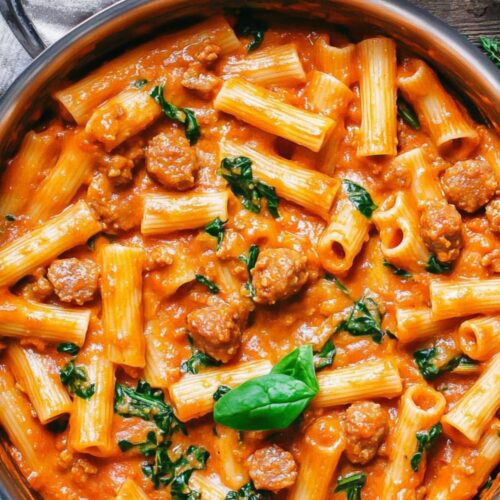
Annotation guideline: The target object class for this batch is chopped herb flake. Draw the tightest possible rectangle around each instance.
[426,255,452,274]
[59,360,95,399]
[413,347,464,380]
[383,259,412,279]
[410,423,442,472]
[205,217,227,250]
[4,214,15,222]
[57,343,80,355]
[335,472,366,500]
[313,339,336,370]
[234,9,268,52]
[181,337,222,375]
[195,274,220,294]
[239,244,260,297]
[226,481,269,499]
[213,385,232,401]
[133,78,149,89]
[397,96,420,130]
[342,179,377,218]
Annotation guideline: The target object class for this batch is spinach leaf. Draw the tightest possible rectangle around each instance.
[226,481,269,499]
[150,85,200,145]
[194,274,220,294]
[426,255,452,274]
[334,472,366,500]
[57,342,80,355]
[234,9,268,51]
[205,217,227,250]
[342,179,377,218]
[336,296,386,344]
[59,360,95,399]
[219,156,279,218]
[272,345,319,393]
[239,244,260,297]
[413,347,463,380]
[397,96,420,130]
[133,78,149,89]
[313,339,336,370]
[410,423,442,472]
[480,36,500,68]
[383,259,412,279]
[213,385,232,401]
[181,337,222,374]
[114,380,186,437]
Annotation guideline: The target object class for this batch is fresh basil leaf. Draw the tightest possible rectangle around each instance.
[133,78,148,89]
[205,218,227,250]
[397,96,420,130]
[335,472,366,500]
[214,373,316,431]
[271,345,319,393]
[57,342,80,355]
[194,274,220,294]
[213,385,232,401]
[426,255,452,274]
[313,339,336,370]
[234,9,268,51]
[410,423,442,472]
[342,179,377,219]
[480,36,500,68]
[150,84,200,145]
[59,360,95,399]
[239,244,260,297]
[383,259,412,279]
[413,347,463,380]
[219,156,279,218]
[226,481,269,499]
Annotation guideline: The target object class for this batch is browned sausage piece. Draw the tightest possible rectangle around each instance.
[20,275,54,302]
[181,63,220,96]
[441,160,497,213]
[47,259,99,305]
[420,200,462,262]
[146,128,199,191]
[196,43,221,65]
[343,401,388,465]
[247,445,298,492]
[486,199,500,233]
[251,248,308,305]
[186,303,243,363]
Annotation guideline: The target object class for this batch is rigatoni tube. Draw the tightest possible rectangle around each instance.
[214,77,334,152]
[0,200,102,288]
[115,478,149,500]
[189,472,231,500]
[312,36,358,85]
[101,245,145,368]
[458,315,500,361]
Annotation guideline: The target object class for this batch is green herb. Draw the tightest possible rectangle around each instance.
[213,385,232,401]
[239,244,260,297]
[59,360,95,399]
[205,218,227,250]
[426,255,452,274]
[150,85,200,145]
[195,274,220,294]
[313,339,336,370]
[336,296,386,344]
[214,345,318,431]
[181,337,222,375]
[234,9,268,51]
[133,78,149,89]
[342,179,377,218]
[397,96,420,130]
[410,423,443,472]
[385,329,397,339]
[480,36,500,68]
[226,481,269,499]
[324,274,351,297]
[4,214,15,222]
[57,343,80,355]
[334,472,366,500]
[383,259,412,279]
[457,355,477,367]
[114,380,186,437]
[219,156,279,218]
[413,347,464,380]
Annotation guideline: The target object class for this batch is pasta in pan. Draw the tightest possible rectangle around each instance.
[0,10,498,500]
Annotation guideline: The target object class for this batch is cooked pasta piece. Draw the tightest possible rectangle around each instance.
[115,478,149,500]
[441,353,500,444]
[220,140,339,219]
[24,132,94,223]
[382,384,446,498]
[189,472,230,500]
[214,78,334,152]
[0,129,60,217]
[54,16,240,123]
[430,279,500,320]
[398,59,479,159]
[357,37,397,157]
[101,245,145,368]
[6,344,72,424]
[373,191,430,272]
[169,360,272,421]
[313,359,402,408]
[458,315,500,361]
[288,414,345,500]
[214,425,249,490]
[0,200,102,288]
[141,191,229,235]
[395,307,459,344]
[69,352,115,457]
[312,36,357,85]
[317,194,371,273]
[223,43,305,86]
[0,293,90,345]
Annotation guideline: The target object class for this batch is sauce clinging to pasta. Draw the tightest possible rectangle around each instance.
[0,10,498,500]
